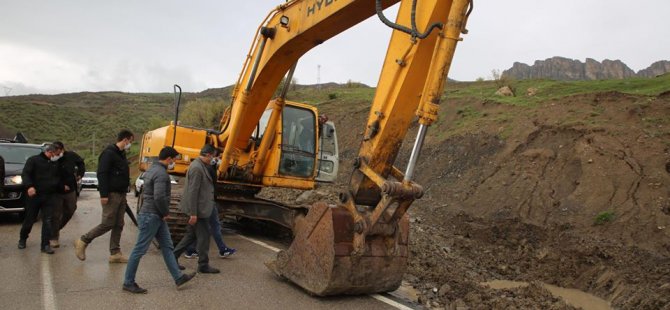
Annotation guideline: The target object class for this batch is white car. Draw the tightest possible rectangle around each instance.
[81,172,98,189]
[134,172,177,197]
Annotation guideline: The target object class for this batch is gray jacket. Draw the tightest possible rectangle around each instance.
[140,162,172,217]
[179,158,215,218]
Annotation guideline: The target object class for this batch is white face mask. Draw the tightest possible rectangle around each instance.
[50,154,62,162]
[167,161,176,170]
[210,157,219,166]
[124,142,132,150]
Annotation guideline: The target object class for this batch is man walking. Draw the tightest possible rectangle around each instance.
[173,144,220,274]
[0,154,5,190]
[50,141,85,248]
[74,129,133,263]
[18,143,65,254]
[183,155,236,259]
[123,147,195,294]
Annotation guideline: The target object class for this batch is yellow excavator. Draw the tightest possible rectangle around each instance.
[138,0,472,296]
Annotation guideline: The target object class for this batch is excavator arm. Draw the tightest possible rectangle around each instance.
[246,0,473,296]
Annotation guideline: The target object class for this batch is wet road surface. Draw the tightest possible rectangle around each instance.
[0,190,414,310]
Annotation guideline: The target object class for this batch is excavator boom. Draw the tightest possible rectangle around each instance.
[257,0,472,296]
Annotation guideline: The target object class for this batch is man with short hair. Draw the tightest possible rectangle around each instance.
[18,143,65,254]
[75,129,133,263]
[50,141,85,248]
[0,154,5,191]
[183,149,236,260]
[123,146,195,294]
[173,144,220,274]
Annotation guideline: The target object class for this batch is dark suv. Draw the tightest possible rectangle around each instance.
[0,141,44,218]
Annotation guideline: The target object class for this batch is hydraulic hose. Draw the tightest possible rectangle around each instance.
[375,0,443,39]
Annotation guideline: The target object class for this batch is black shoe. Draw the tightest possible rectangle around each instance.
[122,283,148,294]
[178,264,186,270]
[41,245,55,254]
[176,272,195,288]
[18,239,26,249]
[197,265,220,274]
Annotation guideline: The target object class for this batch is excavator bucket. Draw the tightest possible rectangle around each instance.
[266,202,409,296]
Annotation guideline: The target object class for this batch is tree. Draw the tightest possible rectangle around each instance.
[179,98,229,129]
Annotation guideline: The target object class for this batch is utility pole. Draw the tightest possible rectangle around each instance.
[317,65,321,90]
[92,132,96,155]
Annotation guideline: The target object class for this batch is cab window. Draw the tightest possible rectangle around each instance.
[279,107,316,178]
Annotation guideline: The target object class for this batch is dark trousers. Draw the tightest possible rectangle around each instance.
[81,192,126,255]
[20,194,57,248]
[173,219,211,269]
[51,191,77,240]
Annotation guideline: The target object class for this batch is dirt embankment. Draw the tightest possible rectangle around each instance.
[263,91,670,309]
[360,91,669,308]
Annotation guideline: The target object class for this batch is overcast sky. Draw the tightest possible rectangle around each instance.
[1,0,668,96]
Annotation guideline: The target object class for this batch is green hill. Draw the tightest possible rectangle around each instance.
[1,74,668,171]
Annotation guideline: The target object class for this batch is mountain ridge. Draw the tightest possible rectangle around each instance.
[502,56,670,80]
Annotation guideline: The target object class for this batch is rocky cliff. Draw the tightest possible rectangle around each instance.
[637,60,670,78]
[502,57,669,80]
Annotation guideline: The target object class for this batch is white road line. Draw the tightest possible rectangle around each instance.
[236,233,415,310]
[236,234,282,253]
[41,255,57,310]
[371,294,415,310]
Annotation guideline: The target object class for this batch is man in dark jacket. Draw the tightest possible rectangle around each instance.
[0,154,5,191]
[18,143,66,254]
[75,129,133,263]
[50,141,85,248]
[123,147,195,294]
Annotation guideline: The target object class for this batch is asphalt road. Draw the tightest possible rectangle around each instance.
[0,190,415,310]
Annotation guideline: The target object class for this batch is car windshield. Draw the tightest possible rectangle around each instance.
[0,145,42,164]
[84,172,96,178]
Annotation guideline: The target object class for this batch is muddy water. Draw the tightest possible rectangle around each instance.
[483,280,612,310]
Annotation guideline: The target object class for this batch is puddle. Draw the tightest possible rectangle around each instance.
[483,280,613,310]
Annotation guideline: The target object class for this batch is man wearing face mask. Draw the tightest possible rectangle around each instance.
[75,129,133,263]
[172,144,220,274]
[50,141,85,248]
[18,143,66,254]
[122,146,195,294]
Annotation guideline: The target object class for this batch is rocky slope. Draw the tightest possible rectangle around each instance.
[503,57,670,80]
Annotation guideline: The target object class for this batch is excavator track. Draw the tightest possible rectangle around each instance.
[165,184,308,244]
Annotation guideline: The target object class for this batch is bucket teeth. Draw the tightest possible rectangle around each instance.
[267,202,409,296]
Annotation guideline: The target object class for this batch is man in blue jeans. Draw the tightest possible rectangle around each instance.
[122,147,195,294]
[184,207,236,259]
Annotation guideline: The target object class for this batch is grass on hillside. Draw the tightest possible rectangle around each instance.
[444,74,670,107]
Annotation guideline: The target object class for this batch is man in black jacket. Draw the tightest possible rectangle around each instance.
[18,143,66,254]
[50,141,85,248]
[75,129,133,263]
[0,154,5,191]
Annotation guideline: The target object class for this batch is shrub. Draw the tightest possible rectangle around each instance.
[594,211,615,225]
[328,93,338,100]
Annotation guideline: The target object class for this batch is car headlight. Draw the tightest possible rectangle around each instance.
[4,175,22,186]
